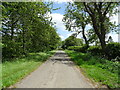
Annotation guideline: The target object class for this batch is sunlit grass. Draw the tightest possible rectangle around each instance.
[65,50,119,88]
[2,61,41,88]
[2,51,55,88]
[81,65,119,88]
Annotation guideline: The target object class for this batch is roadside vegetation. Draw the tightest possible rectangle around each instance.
[63,37,120,88]
[2,2,61,60]
[2,51,56,88]
[65,50,119,88]
[1,2,60,89]
[62,2,120,89]
[1,1,120,89]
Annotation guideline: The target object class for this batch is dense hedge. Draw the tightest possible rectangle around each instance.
[68,42,120,60]
[67,46,82,51]
[67,45,89,53]
[87,46,102,56]
[105,42,120,60]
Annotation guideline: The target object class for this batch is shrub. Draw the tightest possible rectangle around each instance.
[97,60,120,73]
[67,46,74,50]
[67,46,82,51]
[87,46,102,56]
[105,42,120,60]
[75,59,84,65]
[68,45,89,53]
[79,45,89,53]
[2,41,23,59]
[58,48,63,50]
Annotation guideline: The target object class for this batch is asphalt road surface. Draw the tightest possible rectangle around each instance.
[14,50,94,88]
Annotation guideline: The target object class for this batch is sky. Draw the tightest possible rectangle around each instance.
[49,2,119,42]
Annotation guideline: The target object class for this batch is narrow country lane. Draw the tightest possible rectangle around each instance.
[14,50,94,88]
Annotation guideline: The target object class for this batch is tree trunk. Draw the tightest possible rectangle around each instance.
[99,35,106,50]
[91,16,106,50]
[83,3,108,51]
[82,26,89,46]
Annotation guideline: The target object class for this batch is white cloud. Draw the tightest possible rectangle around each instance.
[108,10,118,42]
[49,13,66,31]
[86,24,92,30]
[107,33,118,42]
[66,31,83,39]
[60,32,73,40]
[59,35,65,40]
[67,33,73,37]
[77,33,83,39]
[48,13,75,41]
[110,13,118,25]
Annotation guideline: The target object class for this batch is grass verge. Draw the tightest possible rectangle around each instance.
[65,50,119,88]
[2,50,56,88]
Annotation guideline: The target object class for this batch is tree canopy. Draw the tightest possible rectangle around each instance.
[63,2,119,50]
[62,35,83,49]
[2,2,61,59]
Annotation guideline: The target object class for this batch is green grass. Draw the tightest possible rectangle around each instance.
[65,50,120,88]
[2,50,56,88]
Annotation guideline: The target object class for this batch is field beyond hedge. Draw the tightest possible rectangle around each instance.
[65,50,119,88]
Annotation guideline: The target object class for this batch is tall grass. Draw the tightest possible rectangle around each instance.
[65,50,119,88]
[2,50,56,88]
